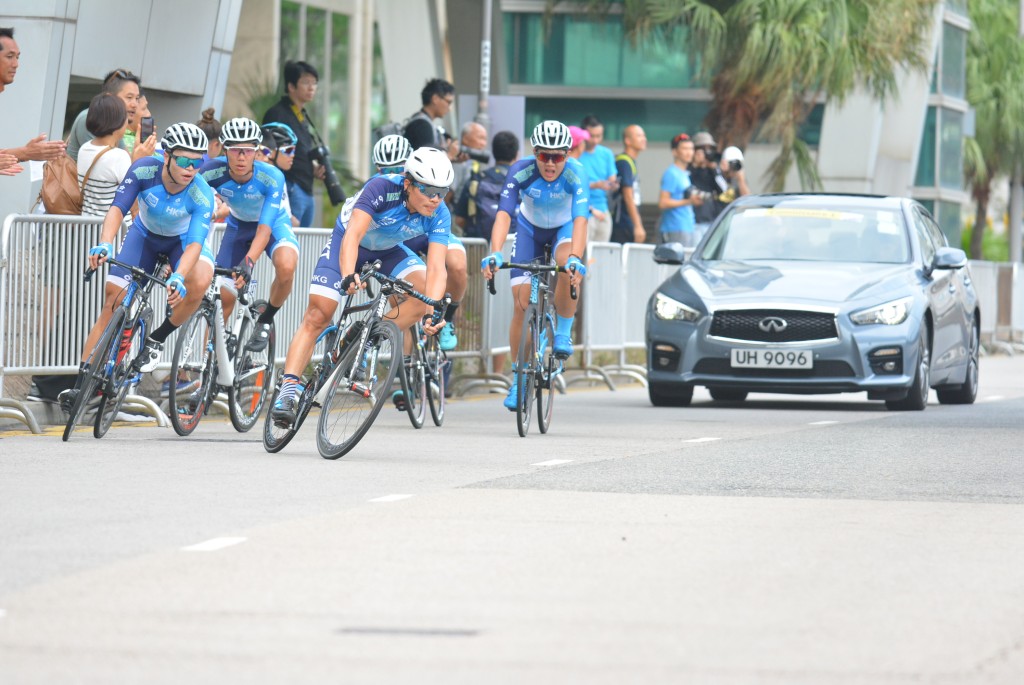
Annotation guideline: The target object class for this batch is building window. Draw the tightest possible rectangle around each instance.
[940,23,966,99]
[523,97,711,143]
[935,200,962,245]
[915,106,937,187]
[939,108,963,190]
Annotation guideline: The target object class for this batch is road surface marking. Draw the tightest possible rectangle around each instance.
[984,395,1004,402]
[181,537,247,552]
[683,437,720,443]
[370,494,413,503]
[531,459,573,466]
[808,420,839,425]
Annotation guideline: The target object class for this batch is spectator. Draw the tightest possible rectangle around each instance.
[450,120,488,205]
[403,78,459,160]
[689,131,729,241]
[195,107,223,162]
[578,114,617,242]
[67,68,155,163]
[455,130,519,374]
[658,133,704,247]
[610,124,647,244]
[0,27,65,168]
[263,60,324,227]
[567,125,589,160]
[718,145,751,204]
[79,93,132,218]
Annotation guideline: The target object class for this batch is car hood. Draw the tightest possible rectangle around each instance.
[676,260,916,308]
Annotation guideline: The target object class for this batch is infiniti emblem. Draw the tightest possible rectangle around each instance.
[758,316,788,333]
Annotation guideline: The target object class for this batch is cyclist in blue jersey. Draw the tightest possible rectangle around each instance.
[59,122,216,412]
[270,146,455,426]
[371,134,466,353]
[260,123,301,226]
[200,117,299,350]
[480,120,588,411]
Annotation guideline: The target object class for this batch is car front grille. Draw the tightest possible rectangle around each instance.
[709,309,838,343]
[692,358,855,378]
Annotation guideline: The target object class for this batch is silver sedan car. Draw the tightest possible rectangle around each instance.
[645,193,980,410]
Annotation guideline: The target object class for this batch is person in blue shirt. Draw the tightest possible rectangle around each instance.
[59,122,216,412]
[480,120,588,411]
[373,134,466,353]
[578,114,617,243]
[200,117,299,351]
[270,146,455,426]
[657,132,704,247]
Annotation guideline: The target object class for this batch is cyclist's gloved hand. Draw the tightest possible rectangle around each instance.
[481,252,504,273]
[167,272,187,299]
[340,273,358,292]
[89,242,114,259]
[233,256,254,285]
[566,255,587,277]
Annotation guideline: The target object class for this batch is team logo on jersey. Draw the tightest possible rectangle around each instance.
[244,192,263,201]
[387,192,401,202]
[219,188,235,198]
[123,178,134,185]
[134,166,157,180]
[145,194,160,208]
[527,188,542,199]
[163,205,189,218]
[513,169,532,183]
[311,274,328,284]
[254,170,275,187]
[375,216,398,227]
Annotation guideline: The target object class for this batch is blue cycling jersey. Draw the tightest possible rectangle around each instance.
[497,156,589,229]
[334,174,450,251]
[111,157,215,247]
[200,159,291,238]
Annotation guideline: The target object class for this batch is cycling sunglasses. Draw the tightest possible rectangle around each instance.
[536,151,567,164]
[412,180,449,199]
[277,145,296,156]
[172,155,204,170]
[225,145,258,157]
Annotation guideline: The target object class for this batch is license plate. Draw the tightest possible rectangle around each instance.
[730,348,813,369]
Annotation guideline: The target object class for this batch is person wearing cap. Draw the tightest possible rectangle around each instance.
[718,145,751,204]
[579,114,618,243]
[658,133,704,248]
[688,130,728,241]
[567,125,589,160]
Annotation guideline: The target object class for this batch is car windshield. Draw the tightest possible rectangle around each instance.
[700,205,911,263]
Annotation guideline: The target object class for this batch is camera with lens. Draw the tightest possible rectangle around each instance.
[461,146,490,164]
[310,144,347,206]
[702,148,720,163]
[684,187,715,203]
[728,159,743,172]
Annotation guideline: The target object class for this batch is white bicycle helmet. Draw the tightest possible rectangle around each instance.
[219,117,263,145]
[404,146,455,187]
[161,122,209,153]
[530,120,572,150]
[373,134,412,168]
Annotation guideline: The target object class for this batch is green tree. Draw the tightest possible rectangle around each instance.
[563,0,935,190]
[964,0,1024,259]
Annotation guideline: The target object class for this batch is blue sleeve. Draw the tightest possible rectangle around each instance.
[353,176,396,216]
[111,157,158,214]
[184,179,215,248]
[497,161,526,217]
[603,148,617,180]
[660,168,675,194]
[427,204,452,246]
[565,159,590,220]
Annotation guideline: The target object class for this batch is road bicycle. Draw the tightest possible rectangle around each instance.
[397,314,450,428]
[62,255,168,441]
[486,248,577,437]
[167,266,274,435]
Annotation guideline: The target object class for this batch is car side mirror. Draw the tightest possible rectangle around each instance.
[933,246,968,270]
[653,242,687,265]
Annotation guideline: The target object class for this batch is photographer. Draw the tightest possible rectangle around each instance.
[451,121,489,207]
[718,146,751,204]
[403,78,461,162]
[687,131,729,242]
[263,60,346,227]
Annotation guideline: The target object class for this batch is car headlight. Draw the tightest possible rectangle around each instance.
[850,296,913,326]
[654,292,701,322]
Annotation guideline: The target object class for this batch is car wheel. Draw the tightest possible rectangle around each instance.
[709,388,748,402]
[648,382,693,407]
[937,318,979,405]
[886,327,930,411]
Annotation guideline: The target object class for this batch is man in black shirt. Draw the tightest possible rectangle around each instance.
[263,60,323,227]
[688,131,728,242]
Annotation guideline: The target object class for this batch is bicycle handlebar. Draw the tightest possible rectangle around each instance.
[485,260,578,300]
[84,255,171,290]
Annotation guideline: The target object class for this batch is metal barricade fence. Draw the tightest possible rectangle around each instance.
[968,260,998,345]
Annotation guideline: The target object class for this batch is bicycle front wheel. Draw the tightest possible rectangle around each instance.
[425,332,446,426]
[63,308,126,442]
[536,310,557,434]
[230,303,274,432]
[515,308,539,437]
[399,326,427,429]
[169,307,215,436]
[317,320,401,459]
[94,310,146,438]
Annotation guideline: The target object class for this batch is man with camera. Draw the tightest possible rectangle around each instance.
[263,60,346,228]
[451,121,489,206]
[688,131,731,242]
[403,78,462,163]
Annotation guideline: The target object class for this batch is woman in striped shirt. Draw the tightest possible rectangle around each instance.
[78,92,132,218]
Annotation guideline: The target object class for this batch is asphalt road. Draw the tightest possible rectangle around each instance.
[2,357,1023,684]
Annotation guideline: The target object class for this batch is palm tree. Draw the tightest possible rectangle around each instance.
[562,0,935,190]
[964,0,1024,259]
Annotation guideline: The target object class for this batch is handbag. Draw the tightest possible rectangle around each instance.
[36,142,113,215]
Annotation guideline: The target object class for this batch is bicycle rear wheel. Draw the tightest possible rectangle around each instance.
[94,310,147,438]
[230,302,274,432]
[317,320,401,459]
[399,326,427,429]
[536,310,557,434]
[169,307,215,436]
[425,332,446,426]
[515,308,539,437]
[63,308,125,442]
